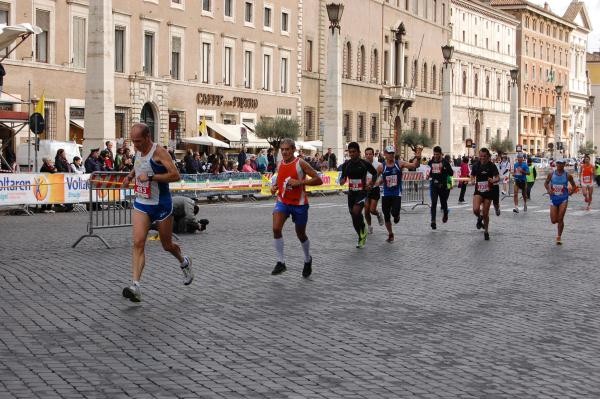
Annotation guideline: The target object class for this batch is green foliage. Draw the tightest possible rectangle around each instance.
[488,137,514,154]
[397,130,432,151]
[254,117,300,149]
[578,141,596,156]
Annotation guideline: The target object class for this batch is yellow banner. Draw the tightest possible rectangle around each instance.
[261,171,347,195]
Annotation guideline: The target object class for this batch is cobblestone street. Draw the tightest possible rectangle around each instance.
[1,184,600,398]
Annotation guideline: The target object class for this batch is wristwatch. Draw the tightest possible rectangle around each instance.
[148,175,153,182]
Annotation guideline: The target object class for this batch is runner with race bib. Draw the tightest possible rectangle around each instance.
[471,148,500,241]
[579,154,594,211]
[544,158,576,245]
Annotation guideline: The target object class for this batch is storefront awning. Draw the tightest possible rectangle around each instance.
[206,121,270,148]
[70,119,85,130]
[0,23,42,53]
[206,121,238,142]
[181,136,230,148]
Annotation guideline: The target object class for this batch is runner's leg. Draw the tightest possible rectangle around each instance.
[381,197,393,237]
[557,201,568,238]
[364,198,372,228]
[156,215,184,263]
[273,211,288,263]
[430,185,439,224]
[132,210,151,282]
[482,198,491,232]
[351,202,365,235]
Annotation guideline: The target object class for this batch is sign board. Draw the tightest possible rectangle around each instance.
[471,143,476,149]
[240,127,248,144]
[516,145,522,152]
[465,138,473,147]
[556,142,563,151]
[29,113,45,135]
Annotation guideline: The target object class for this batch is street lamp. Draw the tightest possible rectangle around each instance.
[440,45,454,155]
[510,68,519,83]
[509,68,519,153]
[555,85,563,96]
[326,3,344,34]
[441,44,454,63]
[554,85,563,159]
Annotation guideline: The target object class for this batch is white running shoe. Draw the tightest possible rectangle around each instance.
[367,225,374,234]
[181,256,194,285]
[513,207,519,213]
[122,284,141,302]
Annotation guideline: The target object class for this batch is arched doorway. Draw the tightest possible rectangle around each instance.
[140,103,156,141]
[475,119,481,151]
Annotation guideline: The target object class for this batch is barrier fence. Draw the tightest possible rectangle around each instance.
[400,171,430,210]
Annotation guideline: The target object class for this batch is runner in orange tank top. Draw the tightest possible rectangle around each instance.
[579,154,594,210]
[270,138,323,277]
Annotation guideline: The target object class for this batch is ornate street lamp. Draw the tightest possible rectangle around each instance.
[326,3,344,34]
[510,68,519,83]
[555,85,563,96]
[590,95,595,107]
[441,44,455,155]
[441,44,454,64]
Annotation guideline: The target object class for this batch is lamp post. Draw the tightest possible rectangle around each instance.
[440,44,454,156]
[509,68,519,152]
[323,2,344,163]
[589,95,596,152]
[554,85,563,160]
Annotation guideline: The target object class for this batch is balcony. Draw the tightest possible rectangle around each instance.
[542,106,556,115]
[387,85,416,102]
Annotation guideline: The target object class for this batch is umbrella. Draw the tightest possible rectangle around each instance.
[0,23,42,54]
[181,136,230,148]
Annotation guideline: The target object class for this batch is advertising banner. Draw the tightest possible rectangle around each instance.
[260,171,347,195]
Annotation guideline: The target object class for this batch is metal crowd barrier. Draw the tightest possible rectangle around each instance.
[72,171,133,249]
[173,172,262,201]
[401,171,430,210]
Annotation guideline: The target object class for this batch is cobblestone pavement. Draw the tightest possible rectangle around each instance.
[1,183,600,398]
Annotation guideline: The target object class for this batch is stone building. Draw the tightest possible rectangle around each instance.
[588,51,600,150]
[2,0,300,152]
[449,0,518,156]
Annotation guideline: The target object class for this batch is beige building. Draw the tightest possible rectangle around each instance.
[2,0,300,152]
[301,0,450,157]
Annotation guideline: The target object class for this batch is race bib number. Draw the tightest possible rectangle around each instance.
[477,181,489,192]
[431,163,442,174]
[385,174,398,188]
[552,185,564,195]
[583,175,592,184]
[515,168,522,176]
[349,178,363,191]
[366,174,373,185]
[135,178,151,199]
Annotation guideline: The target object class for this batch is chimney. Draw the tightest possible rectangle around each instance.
[544,2,549,10]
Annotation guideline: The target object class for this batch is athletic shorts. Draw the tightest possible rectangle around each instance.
[514,180,526,190]
[550,196,568,207]
[381,196,401,222]
[581,183,593,188]
[134,200,173,223]
[367,186,381,201]
[347,192,367,210]
[273,201,309,225]
[474,191,495,201]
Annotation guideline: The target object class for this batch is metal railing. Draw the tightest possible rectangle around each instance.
[401,171,430,210]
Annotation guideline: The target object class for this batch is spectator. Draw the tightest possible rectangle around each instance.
[324,147,337,170]
[40,157,57,213]
[104,140,114,164]
[256,150,268,173]
[84,148,103,173]
[121,148,134,172]
[267,148,276,172]
[183,149,194,173]
[54,148,70,173]
[237,146,247,171]
[209,158,225,174]
[100,150,113,171]
[242,158,255,172]
[249,154,258,171]
[70,156,85,174]
[114,147,124,171]
[226,160,236,172]
[458,156,470,203]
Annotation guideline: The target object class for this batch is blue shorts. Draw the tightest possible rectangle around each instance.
[134,200,173,223]
[273,201,309,225]
[550,196,568,207]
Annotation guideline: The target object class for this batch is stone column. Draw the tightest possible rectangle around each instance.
[398,40,405,87]
[554,93,563,160]
[509,81,518,150]
[323,25,344,163]
[441,61,453,155]
[84,0,115,155]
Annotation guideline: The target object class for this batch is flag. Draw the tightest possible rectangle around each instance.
[199,116,207,136]
[34,92,45,115]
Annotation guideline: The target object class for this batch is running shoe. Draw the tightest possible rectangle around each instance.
[523,203,527,212]
[181,256,194,285]
[376,212,384,226]
[393,215,400,224]
[484,231,490,241]
[356,227,367,248]
[430,222,437,230]
[513,207,519,213]
[302,257,312,278]
[442,210,449,223]
[271,262,287,275]
[122,284,141,302]
[556,236,562,245]
[495,207,501,217]
[476,216,483,230]
[368,225,374,234]
[386,234,394,243]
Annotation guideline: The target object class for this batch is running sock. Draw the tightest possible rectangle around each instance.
[132,280,140,287]
[180,257,189,268]
[301,239,311,263]
[274,238,285,264]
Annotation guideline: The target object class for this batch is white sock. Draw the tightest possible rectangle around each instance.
[180,256,189,267]
[301,239,311,263]
[274,238,285,264]
[132,280,140,287]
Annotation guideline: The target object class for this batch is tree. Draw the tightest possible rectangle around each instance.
[397,129,432,152]
[254,117,300,151]
[488,137,514,154]
[578,140,596,156]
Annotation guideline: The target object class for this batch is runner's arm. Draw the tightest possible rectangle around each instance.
[568,174,577,195]
[139,147,181,183]
[399,148,422,169]
[374,164,384,186]
[544,172,553,195]
[288,159,323,187]
[365,161,378,188]
[122,169,136,187]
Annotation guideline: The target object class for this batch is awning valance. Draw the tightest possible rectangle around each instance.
[181,136,230,148]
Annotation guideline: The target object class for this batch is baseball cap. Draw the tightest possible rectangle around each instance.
[517,153,524,158]
[384,145,396,153]
[555,158,566,164]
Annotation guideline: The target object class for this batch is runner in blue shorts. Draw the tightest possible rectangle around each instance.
[544,158,576,245]
[121,123,193,302]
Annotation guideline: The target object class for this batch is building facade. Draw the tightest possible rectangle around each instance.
[301,0,450,157]
[2,0,300,152]
[450,0,518,156]
[489,0,575,157]
[588,51,600,151]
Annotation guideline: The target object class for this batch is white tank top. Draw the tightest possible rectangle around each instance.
[134,143,160,205]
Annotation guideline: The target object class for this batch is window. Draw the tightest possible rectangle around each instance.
[358,45,365,80]
[422,62,428,92]
[171,36,181,79]
[496,78,501,100]
[115,27,125,72]
[224,0,233,17]
[430,120,437,142]
[36,9,50,63]
[412,60,418,88]
[280,57,288,93]
[244,50,252,88]
[343,111,352,140]
[434,0,437,22]
[474,72,478,96]
[343,41,352,78]
[421,119,428,136]
[462,126,467,141]
[357,113,366,142]
[485,75,490,98]
[370,114,378,141]
[281,12,289,33]
[144,32,154,75]
[371,49,379,83]
[525,40,528,56]
[462,70,467,95]
[442,3,446,26]
[263,6,271,29]
[72,17,86,68]
[432,65,437,92]
[532,65,535,80]
[306,39,313,72]
[486,128,490,143]
[202,42,211,83]
[0,6,8,56]
[202,0,211,12]
[224,46,232,86]
[304,107,314,138]
[245,2,253,23]
[263,54,271,90]
[383,50,389,83]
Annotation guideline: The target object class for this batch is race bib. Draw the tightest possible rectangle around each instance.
[552,185,564,195]
[477,181,489,192]
[349,178,363,191]
[583,175,592,184]
[431,163,442,174]
[366,174,373,185]
[515,168,522,176]
[385,174,398,188]
[135,178,151,199]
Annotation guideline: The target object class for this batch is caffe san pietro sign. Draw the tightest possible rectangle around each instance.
[196,93,259,109]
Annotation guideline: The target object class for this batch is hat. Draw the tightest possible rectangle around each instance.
[384,145,396,153]
[517,153,524,158]
[555,158,566,164]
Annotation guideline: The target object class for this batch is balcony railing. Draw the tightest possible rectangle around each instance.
[387,85,416,102]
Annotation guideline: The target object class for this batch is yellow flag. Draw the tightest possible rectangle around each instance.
[199,116,207,136]
[34,92,45,115]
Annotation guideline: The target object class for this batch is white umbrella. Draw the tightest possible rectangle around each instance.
[0,23,42,54]
[181,136,230,148]
[295,141,317,151]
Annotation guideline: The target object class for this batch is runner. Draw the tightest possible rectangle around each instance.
[525,156,537,200]
[428,146,454,230]
[544,158,576,245]
[579,154,594,210]
[270,138,323,277]
[121,123,193,302]
[363,147,384,234]
[498,153,511,195]
[512,153,529,213]
[339,142,379,248]
[374,145,422,242]
[471,148,500,241]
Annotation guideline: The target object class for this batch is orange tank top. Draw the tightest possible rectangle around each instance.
[277,158,307,205]
[581,164,594,184]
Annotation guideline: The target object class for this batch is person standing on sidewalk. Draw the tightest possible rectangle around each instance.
[121,123,193,303]
[428,146,454,230]
[458,156,470,203]
[512,153,529,213]
[270,138,322,277]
